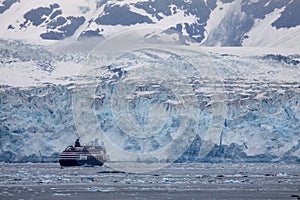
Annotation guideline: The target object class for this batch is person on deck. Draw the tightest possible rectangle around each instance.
[75,139,81,147]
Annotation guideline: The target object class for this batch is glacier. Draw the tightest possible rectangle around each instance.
[0,37,299,164]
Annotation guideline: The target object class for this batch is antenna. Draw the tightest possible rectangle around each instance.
[39,151,44,163]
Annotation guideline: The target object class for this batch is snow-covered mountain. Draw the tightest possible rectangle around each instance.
[0,0,300,47]
[0,0,299,164]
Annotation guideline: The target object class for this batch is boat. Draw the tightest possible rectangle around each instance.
[59,139,108,166]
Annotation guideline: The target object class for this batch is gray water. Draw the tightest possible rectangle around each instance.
[0,163,299,199]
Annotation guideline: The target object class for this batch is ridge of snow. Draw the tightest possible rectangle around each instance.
[203,47,300,57]
[242,7,300,48]
[0,61,81,87]
[202,0,234,44]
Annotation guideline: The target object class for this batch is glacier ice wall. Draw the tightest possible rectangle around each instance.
[0,85,76,162]
[0,40,300,163]
[1,79,299,163]
[179,91,300,163]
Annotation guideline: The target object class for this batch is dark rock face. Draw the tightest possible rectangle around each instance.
[47,16,66,29]
[0,0,19,14]
[78,29,104,40]
[22,4,59,27]
[40,31,65,40]
[40,16,85,40]
[95,4,153,25]
[272,0,300,29]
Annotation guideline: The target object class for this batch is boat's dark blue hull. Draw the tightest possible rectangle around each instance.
[59,158,104,166]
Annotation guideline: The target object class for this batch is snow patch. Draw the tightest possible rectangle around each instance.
[242,7,300,48]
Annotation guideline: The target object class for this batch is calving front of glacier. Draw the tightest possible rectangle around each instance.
[0,41,299,163]
[180,91,300,163]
